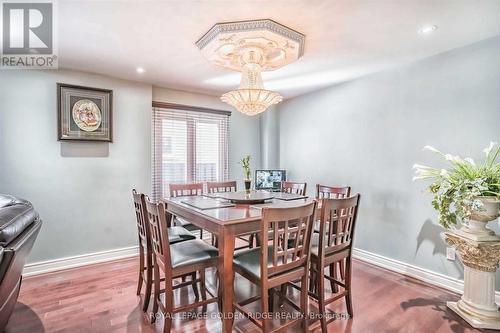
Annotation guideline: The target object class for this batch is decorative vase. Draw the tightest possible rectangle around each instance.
[456,196,500,242]
[244,179,251,192]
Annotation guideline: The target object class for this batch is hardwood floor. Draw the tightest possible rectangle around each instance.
[5,257,489,333]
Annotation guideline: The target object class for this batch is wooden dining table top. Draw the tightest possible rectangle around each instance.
[163,194,315,225]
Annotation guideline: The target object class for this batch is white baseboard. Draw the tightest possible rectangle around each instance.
[22,244,500,304]
[23,246,139,277]
[352,247,500,304]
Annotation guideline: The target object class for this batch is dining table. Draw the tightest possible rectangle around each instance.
[162,192,314,333]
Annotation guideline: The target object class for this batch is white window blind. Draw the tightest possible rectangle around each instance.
[152,104,230,201]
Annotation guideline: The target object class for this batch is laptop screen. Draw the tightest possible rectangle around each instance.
[255,170,286,190]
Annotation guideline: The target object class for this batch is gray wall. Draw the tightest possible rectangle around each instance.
[277,35,500,283]
[0,72,262,264]
[260,106,280,170]
[0,69,152,263]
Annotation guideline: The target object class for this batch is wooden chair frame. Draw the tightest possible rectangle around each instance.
[168,183,205,239]
[281,181,307,196]
[316,184,351,199]
[168,182,204,197]
[234,201,317,333]
[206,181,237,194]
[313,184,352,292]
[145,198,219,333]
[310,195,360,333]
[132,189,153,312]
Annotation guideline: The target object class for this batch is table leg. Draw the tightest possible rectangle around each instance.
[218,228,235,333]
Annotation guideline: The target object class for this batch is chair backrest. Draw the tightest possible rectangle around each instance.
[281,181,307,196]
[144,197,171,271]
[169,183,203,197]
[317,194,360,258]
[207,181,237,194]
[261,201,317,277]
[132,189,151,250]
[316,184,351,199]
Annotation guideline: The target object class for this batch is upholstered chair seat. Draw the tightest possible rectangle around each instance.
[169,239,218,268]
[233,246,304,280]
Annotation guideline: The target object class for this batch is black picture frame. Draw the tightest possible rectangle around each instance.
[57,83,113,142]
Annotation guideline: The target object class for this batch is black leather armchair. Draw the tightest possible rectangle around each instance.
[0,194,42,331]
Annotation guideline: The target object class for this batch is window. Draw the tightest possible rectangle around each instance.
[152,103,229,200]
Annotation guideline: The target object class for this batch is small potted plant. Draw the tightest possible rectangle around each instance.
[239,155,252,192]
[413,142,500,240]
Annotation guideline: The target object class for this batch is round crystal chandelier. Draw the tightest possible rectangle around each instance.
[196,20,305,116]
[221,51,283,116]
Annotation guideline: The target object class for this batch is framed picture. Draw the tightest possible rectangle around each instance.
[57,83,113,142]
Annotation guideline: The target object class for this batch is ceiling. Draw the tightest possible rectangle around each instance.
[58,0,500,98]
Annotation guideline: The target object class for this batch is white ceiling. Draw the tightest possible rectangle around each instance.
[58,0,500,98]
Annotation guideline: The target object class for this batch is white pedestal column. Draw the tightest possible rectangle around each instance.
[446,232,500,330]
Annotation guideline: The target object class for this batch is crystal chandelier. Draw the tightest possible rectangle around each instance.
[221,52,283,116]
[196,20,305,116]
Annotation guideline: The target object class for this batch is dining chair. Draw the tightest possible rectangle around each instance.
[206,181,237,194]
[281,181,307,196]
[314,184,352,292]
[145,197,219,333]
[132,190,153,312]
[233,201,317,333]
[250,181,308,248]
[168,183,205,239]
[132,190,196,312]
[316,184,351,199]
[206,181,253,249]
[309,194,360,333]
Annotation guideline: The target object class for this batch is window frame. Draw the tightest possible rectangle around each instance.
[151,102,231,200]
